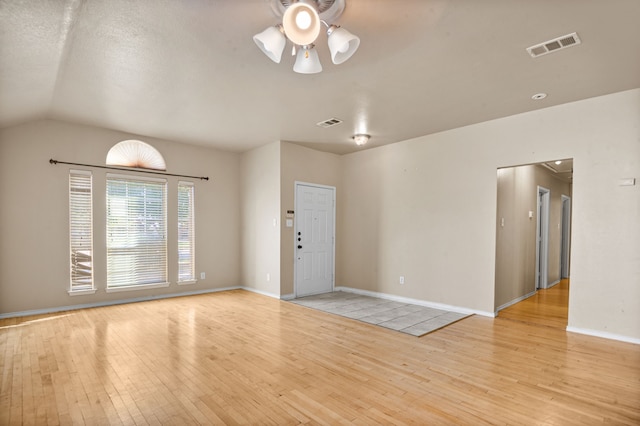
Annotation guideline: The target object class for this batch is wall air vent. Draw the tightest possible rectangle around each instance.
[526,32,581,58]
[316,117,343,128]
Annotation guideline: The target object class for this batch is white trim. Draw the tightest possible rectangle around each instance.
[0,286,242,319]
[560,194,571,279]
[495,290,537,313]
[177,279,198,286]
[70,169,92,176]
[566,326,640,345]
[242,286,281,299]
[105,282,170,293]
[546,279,561,288]
[294,181,336,191]
[335,286,495,318]
[67,288,98,296]
[106,172,167,183]
[280,293,295,301]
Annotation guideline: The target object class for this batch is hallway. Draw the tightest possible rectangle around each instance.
[498,279,569,329]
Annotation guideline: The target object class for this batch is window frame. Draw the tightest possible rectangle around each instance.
[177,181,196,285]
[68,169,96,295]
[105,173,169,292]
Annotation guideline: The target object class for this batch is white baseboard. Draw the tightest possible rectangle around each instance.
[241,286,281,299]
[0,286,242,319]
[566,326,640,345]
[280,293,295,301]
[495,290,537,314]
[334,286,495,318]
[546,279,561,288]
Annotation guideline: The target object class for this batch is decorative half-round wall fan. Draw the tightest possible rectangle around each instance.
[106,140,166,171]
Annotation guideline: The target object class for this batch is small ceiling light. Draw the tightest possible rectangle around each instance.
[254,0,360,74]
[532,93,547,100]
[555,160,562,165]
[353,134,369,146]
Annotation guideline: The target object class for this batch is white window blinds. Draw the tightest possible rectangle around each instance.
[69,170,94,291]
[177,181,195,282]
[106,174,167,288]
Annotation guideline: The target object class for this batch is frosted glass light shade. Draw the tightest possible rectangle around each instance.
[253,25,286,63]
[293,45,322,74]
[327,26,360,64]
[106,140,166,170]
[353,134,369,146]
[282,2,321,46]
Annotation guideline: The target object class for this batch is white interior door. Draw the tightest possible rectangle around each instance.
[295,183,335,297]
[535,186,550,289]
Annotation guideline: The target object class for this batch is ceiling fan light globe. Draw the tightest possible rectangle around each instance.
[327,26,360,64]
[282,2,321,46]
[293,45,322,74]
[253,26,286,63]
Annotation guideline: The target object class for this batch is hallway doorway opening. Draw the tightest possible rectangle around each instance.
[494,159,573,319]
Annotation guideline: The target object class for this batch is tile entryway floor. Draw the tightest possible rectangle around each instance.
[291,291,471,337]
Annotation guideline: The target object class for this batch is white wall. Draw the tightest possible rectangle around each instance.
[0,120,241,315]
[339,89,640,340]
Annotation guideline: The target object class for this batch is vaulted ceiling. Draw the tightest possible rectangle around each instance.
[1,0,639,154]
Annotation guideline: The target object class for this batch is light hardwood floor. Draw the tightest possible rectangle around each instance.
[498,278,570,329]
[1,285,639,425]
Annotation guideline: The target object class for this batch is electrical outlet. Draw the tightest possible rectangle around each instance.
[266,273,271,282]
[399,276,405,284]
[200,272,205,279]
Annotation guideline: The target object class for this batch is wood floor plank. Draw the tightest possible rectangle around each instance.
[1,286,639,425]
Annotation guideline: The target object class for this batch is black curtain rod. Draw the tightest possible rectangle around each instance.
[49,159,209,181]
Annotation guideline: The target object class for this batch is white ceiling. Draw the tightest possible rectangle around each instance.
[1,0,639,155]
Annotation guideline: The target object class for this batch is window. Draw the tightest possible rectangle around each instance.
[69,170,95,293]
[106,174,168,290]
[178,181,195,283]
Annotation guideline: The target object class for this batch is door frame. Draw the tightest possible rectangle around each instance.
[560,195,571,279]
[535,186,550,289]
[293,181,336,298]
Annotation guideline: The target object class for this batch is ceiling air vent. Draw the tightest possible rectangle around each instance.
[316,117,343,128]
[526,32,581,58]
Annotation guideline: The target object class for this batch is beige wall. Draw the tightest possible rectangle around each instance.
[1,89,638,342]
[240,142,281,296]
[0,120,241,315]
[495,164,572,309]
[240,141,341,297]
[280,142,341,297]
[338,137,498,314]
[339,89,640,340]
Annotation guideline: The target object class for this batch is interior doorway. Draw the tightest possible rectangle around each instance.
[494,159,573,319]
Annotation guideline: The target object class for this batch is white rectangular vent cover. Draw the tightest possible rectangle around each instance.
[316,117,343,128]
[527,32,581,58]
